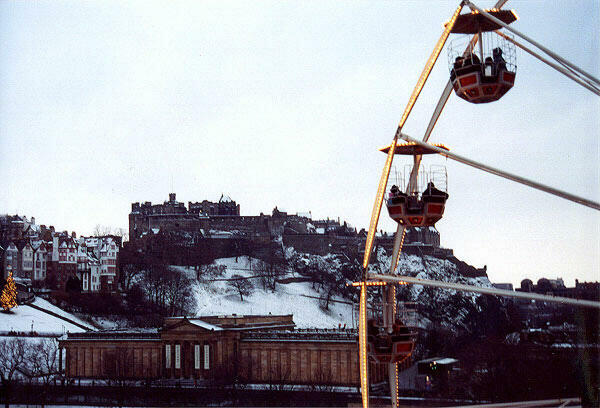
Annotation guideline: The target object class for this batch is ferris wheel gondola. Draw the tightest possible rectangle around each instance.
[447,8,519,103]
[381,142,450,227]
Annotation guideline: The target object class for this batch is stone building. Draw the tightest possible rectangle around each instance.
[59,315,387,388]
[189,194,240,217]
[129,193,210,241]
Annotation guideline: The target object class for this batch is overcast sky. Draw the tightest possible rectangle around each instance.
[1,1,598,287]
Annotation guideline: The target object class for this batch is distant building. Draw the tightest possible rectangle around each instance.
[516,276,597,300]
[514,277,600,327]
[76,240,101,293]
[188,194,240,217]
[47,233,78,291]
[0,215,38,243]
[129,193,210,241]
[59,314,389,388]
[2,242,18,279]
[0,214,120,294]
[492,283,514,291]
[404,227,441,247]
[81,236,121,293]
[32,240,48,282]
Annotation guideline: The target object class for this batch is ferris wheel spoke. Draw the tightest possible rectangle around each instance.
[371,273,600,309]
[466,1,600,89]
[494,30,600,96]
[400,134,600,211]
[388,225,406,275]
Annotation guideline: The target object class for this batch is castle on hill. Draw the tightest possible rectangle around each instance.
[128,193,445,258]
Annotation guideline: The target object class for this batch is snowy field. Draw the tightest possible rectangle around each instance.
[193,256,357,329]
[0,299,90,335]
[31,297,95,330]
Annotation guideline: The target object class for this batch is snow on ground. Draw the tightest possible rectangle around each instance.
[193,256,356,329]
[32,297,95,330]
[192,250,492,331]
[0,303,87,334]
[88,316,126,330]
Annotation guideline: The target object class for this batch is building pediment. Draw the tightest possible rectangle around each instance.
[162,317,222,334]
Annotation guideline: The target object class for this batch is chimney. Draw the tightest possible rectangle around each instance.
[169,193,176,202]
[71,231,77,238]
[31,217,35,225]
[52,235,59,261]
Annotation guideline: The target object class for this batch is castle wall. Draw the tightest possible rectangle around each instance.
[282,234,360,257]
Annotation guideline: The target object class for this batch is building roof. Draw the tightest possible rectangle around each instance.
[64,328,161,341]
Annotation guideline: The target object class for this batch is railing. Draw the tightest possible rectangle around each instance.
[242,329,358,342]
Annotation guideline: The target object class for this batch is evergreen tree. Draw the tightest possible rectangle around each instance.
[1,271,18,312]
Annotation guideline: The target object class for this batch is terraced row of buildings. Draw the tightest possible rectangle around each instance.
[0,215,120,293]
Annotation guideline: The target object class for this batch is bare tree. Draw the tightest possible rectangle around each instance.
[229,275,254,301]
[27,338,59,385]
[141,263,196,316]
[118,247,146,291]
[92,224,113,237]
[113,227,129,242]
[256,259,283,292]
[93,225,128,242]
[196,264,226,282]
[0,338,27,386]
[164,268,196,316]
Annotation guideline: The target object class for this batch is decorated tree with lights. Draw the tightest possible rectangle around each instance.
[1,271,18,312]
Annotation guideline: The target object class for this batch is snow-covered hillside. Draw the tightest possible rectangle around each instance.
[193,256,356,329]
[191,247,492,331]
[0,298,92,334]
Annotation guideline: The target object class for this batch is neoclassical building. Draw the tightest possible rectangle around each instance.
[59,315,389,387]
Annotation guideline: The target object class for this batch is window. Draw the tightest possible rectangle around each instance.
[175,344,181,369]
[165,345,171,368]
[194,344,200,370]
[203,344,210,370]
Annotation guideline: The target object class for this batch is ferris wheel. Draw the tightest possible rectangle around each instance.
[354,1,600,407]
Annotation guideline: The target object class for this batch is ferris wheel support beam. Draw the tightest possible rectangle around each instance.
[370,273,600,309]
[494,30,600,96]
[362,3,465,272]
[400,134,600,211]
[465,1,600,90]
[359,7,465,408]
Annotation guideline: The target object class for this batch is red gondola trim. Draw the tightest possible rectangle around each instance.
[395,343,413,353]
[503,71,515,83]
[459,74,477,87]
[388,205,403,215]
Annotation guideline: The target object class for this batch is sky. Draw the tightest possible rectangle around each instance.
[1,1,598,287]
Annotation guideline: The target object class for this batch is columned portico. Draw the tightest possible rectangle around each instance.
[160,317,238,381]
